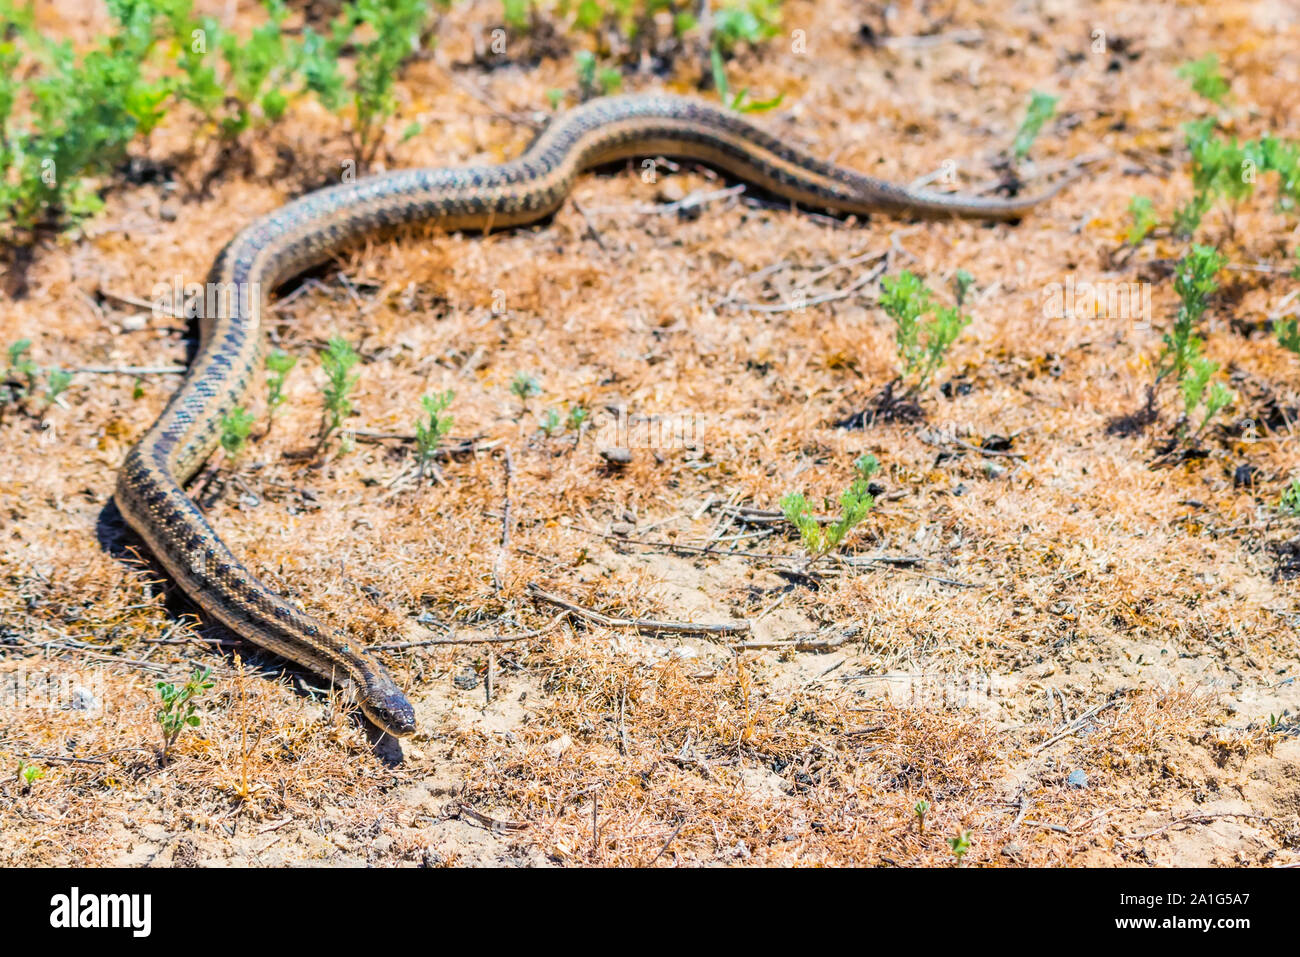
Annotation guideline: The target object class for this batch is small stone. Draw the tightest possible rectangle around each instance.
[121,314,148,332]
[1067,769,1089,789]
[610,521,635,536]
[599,446,632,465]
[453,666,479,690]
[543,734,572,759]
[1001,842,1025,860]
[159,203,178,222]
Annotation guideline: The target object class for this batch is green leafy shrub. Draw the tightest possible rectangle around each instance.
[878,271,971,394]
[780,454,880,563]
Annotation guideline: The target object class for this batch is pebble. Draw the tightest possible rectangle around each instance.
[1067,769,1089,789]
[543,734,572,759]
[452,666,479,690]
[599,446,632,465]
[68,685,100,712]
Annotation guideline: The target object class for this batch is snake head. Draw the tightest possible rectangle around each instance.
[359,671,417,738]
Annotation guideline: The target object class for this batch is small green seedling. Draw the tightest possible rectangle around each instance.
[318,336,360,449]
[220,406,255,459]
[780,454,880,563]
[954,270,975,307]
[949,829,972,866]
[1177,53,1230,104]
[510,371,541,411]
[1126,196,1157,244]
[44,368,72,405]
[1013,91,1058,159]
[539,407,562,436]
[265,348,297,417]
[17,761,44,790]
[914,799,930,833]
[415,390,454,479]
[156,666,214,764]
[1279,479,1300,517]
[710,44,783,114]
[1278,316,1300,355]
[566,405,589,431]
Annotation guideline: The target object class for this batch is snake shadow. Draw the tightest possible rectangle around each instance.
[95,499,405,766]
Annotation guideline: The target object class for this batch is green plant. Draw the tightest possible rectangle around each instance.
[565,405,589,431]
[510,371,541,410]
[878,271,972,393]
[1013,91,1058,159]
[710,44,782,114]
[2,338,38,403]
[174,0,297,141]
[953,270,974,307]
[539,407,562,436]
[949,829,972,865]
[44,367,72,404]
[1179,355,1234,436]
[712,0,781,53]
[1159,244,1225,383]
[301,0,432,169]
[264,347,297,418]
[1126,196,1156,244]
[16,760,44,789]
[914,799,929,833]
[502,0,531,31]
[155,665,213,763]
[0,0,175,239]
[779,454,880,563]
[318,335,360,449]
[1278,316,1300,355]
[573,50,622,99]
[1177,53,1230,104]
[415,389,454,479]
[1279,478,1300,516]
[219,405,255,458]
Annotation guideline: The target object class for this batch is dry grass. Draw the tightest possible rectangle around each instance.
[2,0,1300,866]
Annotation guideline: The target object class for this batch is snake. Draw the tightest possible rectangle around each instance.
[115,93,1071,738]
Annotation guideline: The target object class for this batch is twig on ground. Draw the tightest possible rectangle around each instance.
[527,583,751,636]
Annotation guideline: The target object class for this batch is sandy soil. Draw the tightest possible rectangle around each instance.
[1,0,1299,866]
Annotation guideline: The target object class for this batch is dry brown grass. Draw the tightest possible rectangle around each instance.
[2,0,1299,866]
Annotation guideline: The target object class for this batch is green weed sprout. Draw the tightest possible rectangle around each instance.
[539,408,562,436]
[1177,53,1230,104]
[879,271,972,393]
[219,406,255,459]
[710,44,782,114]
[1013,91,1058,159]
[949,829,972,865]
[1278,317,1300,355]
[1159,244,1225,383]
[318,336,360,450]
[914,799,930,833]
[156,666,214,764]
[566,405,589,431]
[1279,479,1300,517]
[415,389,454,479]
[510,371,541,412]
[780,454,880,564]
[1126,196,1157,244]
[265,347,297,419]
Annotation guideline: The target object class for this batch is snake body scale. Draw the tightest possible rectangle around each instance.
[116,94,1068,737]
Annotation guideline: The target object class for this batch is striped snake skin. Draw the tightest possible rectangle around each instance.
[115,94,1068,737]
